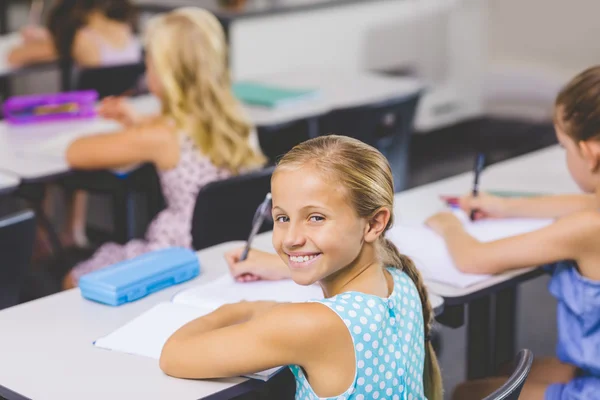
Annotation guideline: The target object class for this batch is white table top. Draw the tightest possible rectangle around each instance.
[392,145,578,299]
[125,70,423,126]
[0,70,421,181]
[0,237,443,399]
[0,117,122,181]
[0,170,19,193]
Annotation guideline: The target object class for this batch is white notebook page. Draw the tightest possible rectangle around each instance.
[387,214,553,288]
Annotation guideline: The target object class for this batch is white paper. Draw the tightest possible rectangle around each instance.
[172,274,324,308]
[94,302,280,380]
[94,302,211,359]
[387,212,553,288]
[95,276,324,381]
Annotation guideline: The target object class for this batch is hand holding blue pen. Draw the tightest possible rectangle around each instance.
[240,193,272,262]
[470,153,486,221]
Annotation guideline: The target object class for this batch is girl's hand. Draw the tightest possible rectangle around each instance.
[225,248,290,282]
[425,211,464,236]
[98,96,139,127]
[459,193,509,220]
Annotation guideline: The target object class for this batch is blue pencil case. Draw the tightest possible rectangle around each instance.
[79,247,200,306]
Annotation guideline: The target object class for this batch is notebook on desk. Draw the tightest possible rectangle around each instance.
[387,212,553,288]
[233,81,319,108]
[94,274,323,381]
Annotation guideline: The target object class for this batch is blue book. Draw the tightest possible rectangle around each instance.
[233,81,318,108]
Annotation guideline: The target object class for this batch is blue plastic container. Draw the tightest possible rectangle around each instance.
[79,247,200,306]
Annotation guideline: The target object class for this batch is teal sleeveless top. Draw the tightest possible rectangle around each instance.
[289,267,427,400]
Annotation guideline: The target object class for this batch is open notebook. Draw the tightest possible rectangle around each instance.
[387,212,553,288]
[94,274,323,380]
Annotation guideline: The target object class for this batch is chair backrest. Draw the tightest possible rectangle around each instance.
[0,209,35,310]
[257,119,312,165]
[317,93,421,149]
[191,167,275,251]
[483,349,534,400]
[74,62,147,99]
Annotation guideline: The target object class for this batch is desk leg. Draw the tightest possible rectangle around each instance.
[493,287,517,372]
[467,296,492,380]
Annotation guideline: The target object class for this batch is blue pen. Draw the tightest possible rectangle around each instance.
[470,153,486,221]
[240,193,272,261]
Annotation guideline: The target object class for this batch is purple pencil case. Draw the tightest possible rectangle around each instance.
[3,90,99,124]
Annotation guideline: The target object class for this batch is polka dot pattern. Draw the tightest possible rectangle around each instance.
[71,133,231,281]
[289,268,426,399]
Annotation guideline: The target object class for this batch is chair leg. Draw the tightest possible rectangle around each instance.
[112,185,136,244]
[32,202,64,261]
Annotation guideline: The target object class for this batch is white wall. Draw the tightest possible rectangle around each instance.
[485,0,600,119]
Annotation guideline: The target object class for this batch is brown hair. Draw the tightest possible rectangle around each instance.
[556,66,600,142]
[275,135,443,400]
[47,0,137,59]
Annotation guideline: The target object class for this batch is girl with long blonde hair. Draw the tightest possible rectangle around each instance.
[62,7,264,288]
[161,135,443,400]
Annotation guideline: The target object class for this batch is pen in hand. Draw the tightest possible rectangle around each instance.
[470,153,486,221]
[240,193,272,262]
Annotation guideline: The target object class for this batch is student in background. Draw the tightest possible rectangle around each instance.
[61,7,264,288]
[160,136,443,400]
[9,0,139,68]
[10,0,141,253]
[425,66,600,399]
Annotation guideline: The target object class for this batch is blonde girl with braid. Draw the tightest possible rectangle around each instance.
[62,7,264,288]
[161,135,443,400]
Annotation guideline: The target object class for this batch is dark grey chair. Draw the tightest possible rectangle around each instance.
[191,167,274,251]
[483,349,534,400]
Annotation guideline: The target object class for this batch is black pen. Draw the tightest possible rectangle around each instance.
[240,193,272,261]
[470,153,486,221]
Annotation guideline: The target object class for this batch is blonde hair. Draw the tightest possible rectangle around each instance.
[145,7,265,173]
[276,135,443,400]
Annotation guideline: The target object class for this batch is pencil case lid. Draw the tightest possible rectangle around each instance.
[79,247,200,306]
[3,90,99,124]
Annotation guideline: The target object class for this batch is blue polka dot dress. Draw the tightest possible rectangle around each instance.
[289,267,426,400]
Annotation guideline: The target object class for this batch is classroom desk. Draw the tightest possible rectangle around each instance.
[392,144,577,379]
[130,70,422,127]
[0,170,19,194]
[0,239,444,400]
[0,70,420,183]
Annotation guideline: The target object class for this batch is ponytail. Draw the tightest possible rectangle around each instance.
[382,238,443,400]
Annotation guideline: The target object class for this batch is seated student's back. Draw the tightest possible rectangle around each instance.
[9,0,140,67]
[60,7,265,288]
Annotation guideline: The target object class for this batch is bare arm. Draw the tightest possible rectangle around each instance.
[159,301,346,380]
[7,39,57,66]
[460,193,597,220]
[499,194,598,219]
[65,122,177,170]
[426,211,600,275]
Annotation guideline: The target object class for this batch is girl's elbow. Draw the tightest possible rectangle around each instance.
[159,339,183,377]
[454,250,499,275]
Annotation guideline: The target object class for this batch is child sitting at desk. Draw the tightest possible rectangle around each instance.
[160,135,443,400]
[425,66,600,400]
[9,0,140,68]
[61,7,264,288]
[10,0,141,253]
